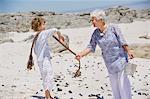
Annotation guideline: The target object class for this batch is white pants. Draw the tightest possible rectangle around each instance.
[109,70,132,99]
[38,57,54,91]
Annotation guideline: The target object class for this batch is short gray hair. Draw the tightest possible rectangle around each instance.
[90,10,106,21]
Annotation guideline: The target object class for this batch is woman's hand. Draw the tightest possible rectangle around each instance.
[55,31,65,42]
[128,52,134,59]
[75,54,82,61]
[60,35,64,42]
[122,45,134,59]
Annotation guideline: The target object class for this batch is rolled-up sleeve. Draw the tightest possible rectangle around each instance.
[44,28,59,38]
[87,32,97,53]
[114,25,128,46]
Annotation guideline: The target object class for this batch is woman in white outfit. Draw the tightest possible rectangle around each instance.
[75,10,134,99]
[27,17,64,99]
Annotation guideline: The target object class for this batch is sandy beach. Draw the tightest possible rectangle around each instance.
[0,18,150,99]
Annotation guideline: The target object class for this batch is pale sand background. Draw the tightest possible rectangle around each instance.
[0,20,150,99]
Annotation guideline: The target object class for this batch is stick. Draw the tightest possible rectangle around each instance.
[53,35,81,77]
[52,35,76,55]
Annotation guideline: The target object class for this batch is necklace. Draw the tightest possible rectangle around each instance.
[99,24,108,37]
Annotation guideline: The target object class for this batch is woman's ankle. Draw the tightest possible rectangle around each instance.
[45,90,52,98]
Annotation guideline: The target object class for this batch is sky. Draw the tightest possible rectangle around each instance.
[0,0,149,13]
[1,0,150,2]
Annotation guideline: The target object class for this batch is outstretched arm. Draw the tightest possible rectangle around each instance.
[76,31,97,60]
[76,48,92,61]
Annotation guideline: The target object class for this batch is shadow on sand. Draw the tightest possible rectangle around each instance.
[31,95,45,99]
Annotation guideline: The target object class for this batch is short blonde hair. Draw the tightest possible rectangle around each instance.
[31,17,45,32]
[90,10,106,21]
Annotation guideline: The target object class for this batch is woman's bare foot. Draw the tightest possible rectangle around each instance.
[45,90,54,99]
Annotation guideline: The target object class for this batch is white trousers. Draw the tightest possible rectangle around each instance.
[38,57,54,91]
[109,70,132,99]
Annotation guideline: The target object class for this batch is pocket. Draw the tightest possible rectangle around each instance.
[109,57,127,73]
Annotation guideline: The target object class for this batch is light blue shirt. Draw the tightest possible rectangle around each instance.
[87,24,128,74]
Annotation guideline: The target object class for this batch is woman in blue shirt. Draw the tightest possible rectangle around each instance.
[76,10,134,99]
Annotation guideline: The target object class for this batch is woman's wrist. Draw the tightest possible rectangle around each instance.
[127,50,132,55]
[78,52,84,57]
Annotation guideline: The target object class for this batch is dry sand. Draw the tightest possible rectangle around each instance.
[0,20,150,99]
